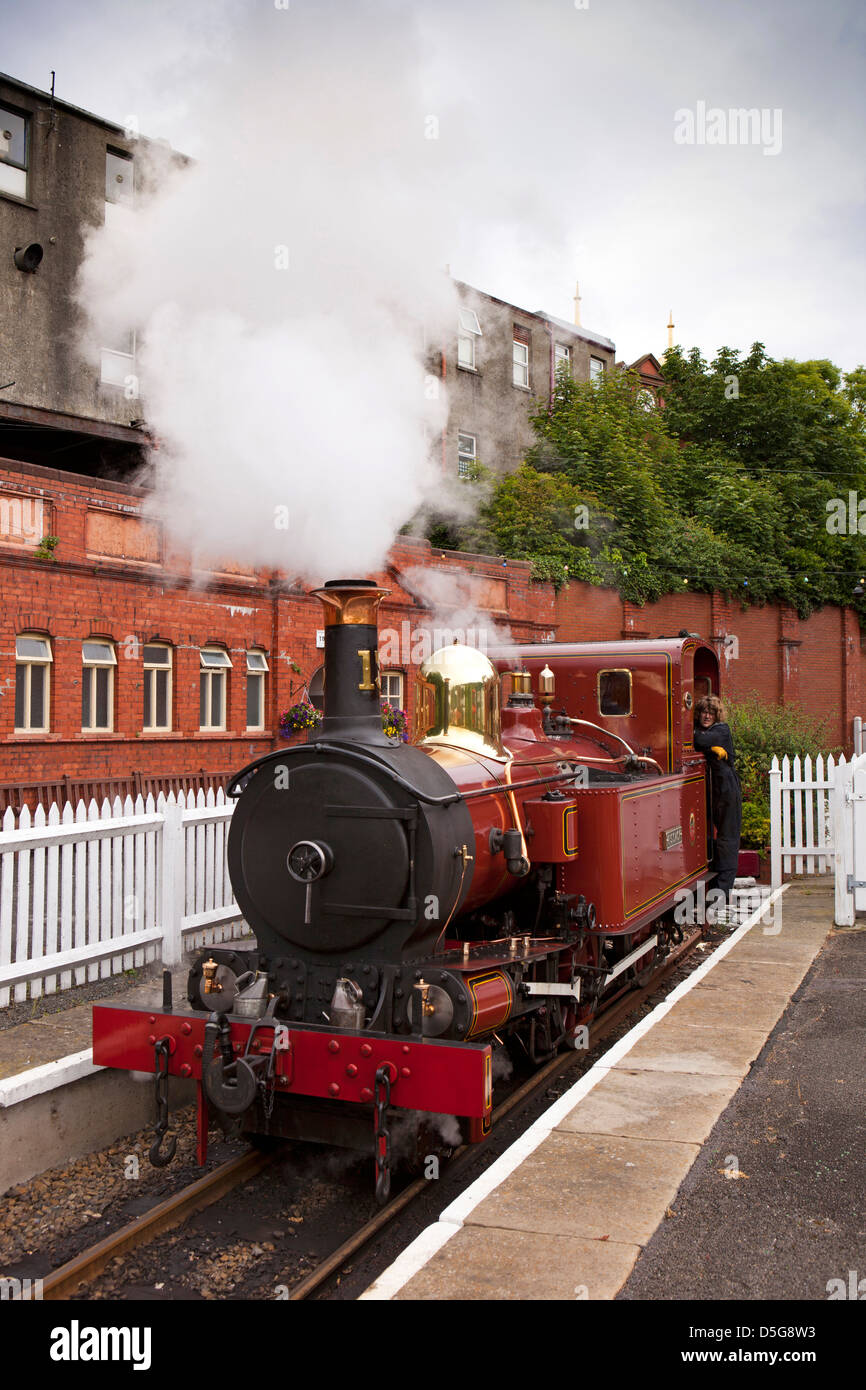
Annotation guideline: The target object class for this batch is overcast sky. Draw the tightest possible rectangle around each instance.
[3,0,864,371]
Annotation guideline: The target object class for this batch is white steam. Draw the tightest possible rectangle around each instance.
[76,0,475,579]
[397,564,517,660]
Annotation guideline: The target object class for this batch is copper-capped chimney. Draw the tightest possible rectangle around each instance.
[309,579,393,745]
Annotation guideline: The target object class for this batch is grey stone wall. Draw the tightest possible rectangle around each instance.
[445,281,615,478]
[0,78,149,428]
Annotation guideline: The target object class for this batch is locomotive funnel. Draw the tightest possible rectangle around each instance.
[309,579,393,745]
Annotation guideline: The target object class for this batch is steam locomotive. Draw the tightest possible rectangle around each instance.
[92,579,719,1200]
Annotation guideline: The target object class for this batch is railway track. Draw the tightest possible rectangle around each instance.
[40,1150,273,1300]
[39,927,701,1301]
[291,924,700,1300]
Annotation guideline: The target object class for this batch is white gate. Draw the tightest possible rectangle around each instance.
[833,752,866,925]
[769,754,839,890]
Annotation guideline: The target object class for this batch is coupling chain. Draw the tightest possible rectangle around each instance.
[261,1051,277,1129]
[149,1037,177,1167]
[374,1064,392,1204]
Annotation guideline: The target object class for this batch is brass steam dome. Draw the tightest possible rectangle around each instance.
[415,644,505,760]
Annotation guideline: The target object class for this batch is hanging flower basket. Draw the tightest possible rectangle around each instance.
[279,700,409,742]
[279,702,322,738]
[381,700,409,743]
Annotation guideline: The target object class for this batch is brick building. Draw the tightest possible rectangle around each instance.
[0,453,555,807]
[1,72,857,806]
[620,351,665,407]
[1,448,860,808]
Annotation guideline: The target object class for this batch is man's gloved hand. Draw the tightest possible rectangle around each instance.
[711,745,728,760]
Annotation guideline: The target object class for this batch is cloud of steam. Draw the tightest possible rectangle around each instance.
[74,0,863,585]
[396,564,517,660]
[491,1044,513,1082]
[76,0,477,580]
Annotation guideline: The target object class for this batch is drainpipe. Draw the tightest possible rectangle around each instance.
[440,347,447,473]
[544,321,555,405]
[269,573,280,751]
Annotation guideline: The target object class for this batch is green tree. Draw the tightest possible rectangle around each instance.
[420,343,866,616]
[661,345,866,612]
[460,462,610,590]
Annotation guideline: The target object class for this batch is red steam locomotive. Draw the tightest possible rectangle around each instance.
[92,579,720,1200]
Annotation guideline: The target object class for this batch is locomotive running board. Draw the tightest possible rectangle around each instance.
[602,934,658,987]
[521,979,581,1001]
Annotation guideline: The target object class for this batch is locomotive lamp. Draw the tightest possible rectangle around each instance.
[538,665,555,706]
[507,670,534,706]
[202,958,221,993]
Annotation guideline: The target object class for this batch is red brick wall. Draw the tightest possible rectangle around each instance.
[554,580,623,641]
[555,585,861,748]
[1,454,860,795]
[0,460,552,791]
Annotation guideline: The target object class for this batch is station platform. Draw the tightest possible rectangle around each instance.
[362,879,857,1301]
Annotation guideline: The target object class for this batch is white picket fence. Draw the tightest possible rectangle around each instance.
[0,788,249,1007]
[768,754,842,889]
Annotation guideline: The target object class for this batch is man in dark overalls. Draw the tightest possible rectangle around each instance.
[693,695,742,906]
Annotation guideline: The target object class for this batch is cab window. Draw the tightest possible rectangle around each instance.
[598,669,632,716]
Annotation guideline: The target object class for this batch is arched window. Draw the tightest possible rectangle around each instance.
[309,665,324,712]
[82,639,117,732]
[15,633,52,732]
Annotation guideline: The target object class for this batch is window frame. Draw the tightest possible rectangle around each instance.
[0,103,29,200]
[555,343,572,372]
[199,646,232,732]
[512,338,530,389]
[457,307,482,370]
[14,633,52,733]
[597,668,633,718]
[590,355,606,383]
[380,670,405,707]
[245,649,268,731]
[81,639,117,733]
[143,642,173,733]
[100,328,137,389]
[105,147,135,207]
[457,431,477,478]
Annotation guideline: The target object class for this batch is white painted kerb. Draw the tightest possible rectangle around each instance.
[0,1048,101,1108]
